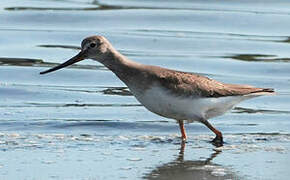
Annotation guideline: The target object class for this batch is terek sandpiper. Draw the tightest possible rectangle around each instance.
[40,36,274,145]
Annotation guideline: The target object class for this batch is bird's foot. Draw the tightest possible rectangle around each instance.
[211,136,223,147]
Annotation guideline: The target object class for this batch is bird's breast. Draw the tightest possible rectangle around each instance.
[129,85,203,120]
[129,85,250,121]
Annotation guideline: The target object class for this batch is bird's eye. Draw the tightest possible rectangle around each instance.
[90,43,96,48]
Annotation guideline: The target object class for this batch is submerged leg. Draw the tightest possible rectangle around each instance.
[202,120,223,144]
[178,120,187,141]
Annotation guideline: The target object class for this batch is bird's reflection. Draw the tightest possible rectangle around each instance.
[145,142,239,180]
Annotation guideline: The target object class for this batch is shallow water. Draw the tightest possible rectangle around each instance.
[0,0,290,179]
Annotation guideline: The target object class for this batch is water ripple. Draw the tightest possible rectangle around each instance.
[0,57,105,70]
[0,102,142,108]
[233,106,290,114]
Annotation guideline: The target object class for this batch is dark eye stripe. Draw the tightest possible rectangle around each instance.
[90,43,96,48]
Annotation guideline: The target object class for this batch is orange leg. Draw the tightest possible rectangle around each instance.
[202,120,223,144]
[178,121,187,141]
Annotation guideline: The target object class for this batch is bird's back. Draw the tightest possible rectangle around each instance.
[140,65,274,98]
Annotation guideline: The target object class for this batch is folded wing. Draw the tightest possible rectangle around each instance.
[154,68,274,98]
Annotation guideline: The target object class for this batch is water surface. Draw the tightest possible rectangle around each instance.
[0,0,290,179]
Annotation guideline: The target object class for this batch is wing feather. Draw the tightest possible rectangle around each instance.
[150,68,274,98]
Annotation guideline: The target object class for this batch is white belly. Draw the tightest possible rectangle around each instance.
[131,86,252,122]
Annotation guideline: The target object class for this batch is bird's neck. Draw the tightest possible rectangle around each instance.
[104,49,136,70]
[97,47,143,83]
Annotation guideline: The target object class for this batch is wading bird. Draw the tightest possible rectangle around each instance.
[40,36,274,145]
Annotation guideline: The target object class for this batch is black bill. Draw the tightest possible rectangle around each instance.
[40,51,86,74]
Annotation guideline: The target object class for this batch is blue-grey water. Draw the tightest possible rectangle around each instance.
[0,0,290,179]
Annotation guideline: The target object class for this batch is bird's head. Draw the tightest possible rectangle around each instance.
[40,35,111,74]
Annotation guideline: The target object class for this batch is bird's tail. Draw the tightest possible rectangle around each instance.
[245,88,275,96]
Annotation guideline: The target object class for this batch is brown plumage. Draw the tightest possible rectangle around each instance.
[123,65,274,98]
[150,67,274,98]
